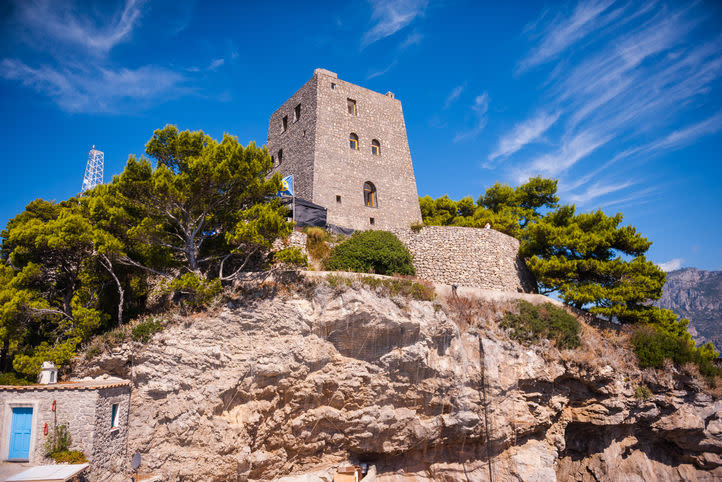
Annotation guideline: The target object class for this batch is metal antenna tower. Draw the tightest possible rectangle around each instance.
[81,145,104,192]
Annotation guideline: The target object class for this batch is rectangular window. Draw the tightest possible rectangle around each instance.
[282,116,288,132]
[331,83,336,90]
[369,217,375,225]
[347,98,357,115]
[294,104,301,122]
[111,403,119,428]
[277,149,283,165]
[336,195,341,203]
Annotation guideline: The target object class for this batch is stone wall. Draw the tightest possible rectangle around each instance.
[0,380,130,480]
[391,226,537,293]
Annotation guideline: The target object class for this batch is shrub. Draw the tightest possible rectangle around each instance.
[273,247,308,268]
[325,231,415,276]
[304,227,332,263]
[131,319,164,343]
[500,301,581,350]
[631,325,721,381]
[410,222,425,233]
[45,424,72,456]
[0,372,33,386]
[49,450,87,464]
[634,385,652,400]
[166,273,222,310]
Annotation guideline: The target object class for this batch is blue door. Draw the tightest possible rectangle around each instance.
[8,407,33,460]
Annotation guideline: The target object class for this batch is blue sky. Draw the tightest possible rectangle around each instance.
[1,0,720,271]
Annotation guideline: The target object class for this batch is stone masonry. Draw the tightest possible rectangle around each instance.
[267,69,423,231]
[0,379,130,480]
[391,226,537,292]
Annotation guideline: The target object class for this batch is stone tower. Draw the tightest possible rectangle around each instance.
[267,68,422,231]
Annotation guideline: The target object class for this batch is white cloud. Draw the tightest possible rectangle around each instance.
[453,93,489,142]
[362,0,428,48]
[489,111,560,161]
[0,58,187,113]
[443,84,465,109]
[400,31,423,50]
[518,0,616,71]
[208,58,225,71]
[659,258,684,272]
[523,130,610,179]
[367,60,398,80]
[13,0,146,57]
[567,180,635,204]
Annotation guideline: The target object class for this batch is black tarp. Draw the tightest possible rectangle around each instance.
[281,197,328,228]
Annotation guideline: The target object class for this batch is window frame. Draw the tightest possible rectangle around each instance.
[294,104,301,122]
[363,181,377,208]
[347,98,357,116]
[349,133,359,151]
[277,149,283,165]
[282,115,288,132]
[110,403,119,429]
[371,139,381,156]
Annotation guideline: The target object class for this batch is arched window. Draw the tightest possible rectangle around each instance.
[349,133,359,150]
[363,181,377,207]
[371,139,381,156]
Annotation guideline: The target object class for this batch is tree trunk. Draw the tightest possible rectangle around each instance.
[100,255,124,326]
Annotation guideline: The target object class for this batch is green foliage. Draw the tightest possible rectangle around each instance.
[166,273,222,310]
[304,227,332,263]
[325,231,415,276]
[13,340,79,378]
[634,385,652,400]
[409,222,425,232]
[273,247,308,268]
[44,424,72,456]
[325,274,435,301]
[420,177,559,237]
[631,325,720,380]
[0,372,33,385]
[521,205,666,325]
[49,450,87,464]
[131,319,164,343]
[500,301,581,350]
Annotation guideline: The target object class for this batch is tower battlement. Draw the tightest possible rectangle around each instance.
[267,69,422,231]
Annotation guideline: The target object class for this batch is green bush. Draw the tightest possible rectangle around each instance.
[0,372,33,386]
[325,231,415,276]
[634,385,652,400]
[273,247,308,268]
[500,301,581,349]
[49,450,87,464]
[131,319,164,342]
[166,273,222,310]
[631,325,720,380]
[45,424,72,456]
[304,227,332,262]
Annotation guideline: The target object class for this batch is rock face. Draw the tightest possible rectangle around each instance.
[655,268,722,351]
[76,281,722,481]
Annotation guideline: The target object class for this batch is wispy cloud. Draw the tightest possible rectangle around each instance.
[13,0,146,57]
[367,60,398,80]
[659,258,684,272]
[443,84,465,109]
[499,0,722,209]
[488,111,560,162]
[400,31,424,50]
[0,59,187,113]
[362,0,428,48]
[208,58,225,71]
[518,0,616,72]
[454,93,489,142]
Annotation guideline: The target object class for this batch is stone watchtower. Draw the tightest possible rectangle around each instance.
[267,69,422,231]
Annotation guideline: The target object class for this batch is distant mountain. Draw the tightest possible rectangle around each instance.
[655,268,722,351]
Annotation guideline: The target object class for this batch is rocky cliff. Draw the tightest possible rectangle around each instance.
[656,268,722,351]
[76,276,722,481]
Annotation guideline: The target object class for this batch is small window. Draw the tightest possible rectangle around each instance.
[282,116,288,132]
[364,181,377,208]
[347,98,357,115]
[271,155,275,165]
[349,133,359,150]
[111,403,119,428]
[331,83,336,90]
[336,195,342,203]
[294,104,301,122]
[371,139,381,156]
[277,149,283,165]
[370,217,375,225]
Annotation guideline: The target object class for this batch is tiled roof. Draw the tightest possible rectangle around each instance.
[0,379,130,391]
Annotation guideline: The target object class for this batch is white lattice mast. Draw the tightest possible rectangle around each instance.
[81,145,104,193]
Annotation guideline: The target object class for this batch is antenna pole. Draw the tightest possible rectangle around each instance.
[81,146,104,193]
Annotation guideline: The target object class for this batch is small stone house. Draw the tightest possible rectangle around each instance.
[0,375,130,477]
